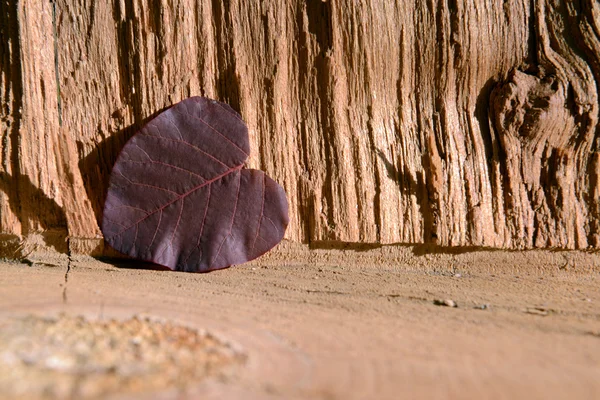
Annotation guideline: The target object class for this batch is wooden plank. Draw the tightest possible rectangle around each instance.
[1,0,600,253]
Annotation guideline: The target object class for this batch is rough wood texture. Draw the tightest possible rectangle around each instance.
[1,0,600,255]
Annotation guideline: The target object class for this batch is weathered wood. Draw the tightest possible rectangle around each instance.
[1,0,599,255]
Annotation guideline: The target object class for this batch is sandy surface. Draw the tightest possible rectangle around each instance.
[1,242,600,399]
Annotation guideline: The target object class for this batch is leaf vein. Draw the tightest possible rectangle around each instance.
[210,172,242,269]
[139,132,230,169]
[173,107,248,156]
[250,173,266,253]
[109,166,242,239]
[116,170,180,195]
[124,159,206,181]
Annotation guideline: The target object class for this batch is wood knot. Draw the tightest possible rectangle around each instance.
[489,70,575,149]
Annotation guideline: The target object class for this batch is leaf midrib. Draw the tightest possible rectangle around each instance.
[110,164,243,238]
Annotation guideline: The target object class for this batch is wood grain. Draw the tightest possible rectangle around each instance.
[1,0,599,255]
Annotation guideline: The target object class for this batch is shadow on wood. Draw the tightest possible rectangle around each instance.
[0,172,68,254]
[375,149,434,242]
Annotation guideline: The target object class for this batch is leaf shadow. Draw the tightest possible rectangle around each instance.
[96,257,172,271]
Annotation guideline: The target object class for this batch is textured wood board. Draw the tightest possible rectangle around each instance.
[1,0,600,255]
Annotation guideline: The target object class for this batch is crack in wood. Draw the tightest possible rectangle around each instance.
[51,0,62,127]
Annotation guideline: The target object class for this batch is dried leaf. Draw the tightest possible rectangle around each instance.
[102,97,288,272]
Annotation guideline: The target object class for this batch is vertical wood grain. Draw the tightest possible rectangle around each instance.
[1,0,599,253]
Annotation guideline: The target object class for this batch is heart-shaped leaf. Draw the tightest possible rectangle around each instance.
[101,97,289,272]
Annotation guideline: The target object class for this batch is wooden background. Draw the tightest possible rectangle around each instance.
[1,0,599,256]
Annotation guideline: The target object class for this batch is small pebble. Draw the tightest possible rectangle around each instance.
[433,299,457,308]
